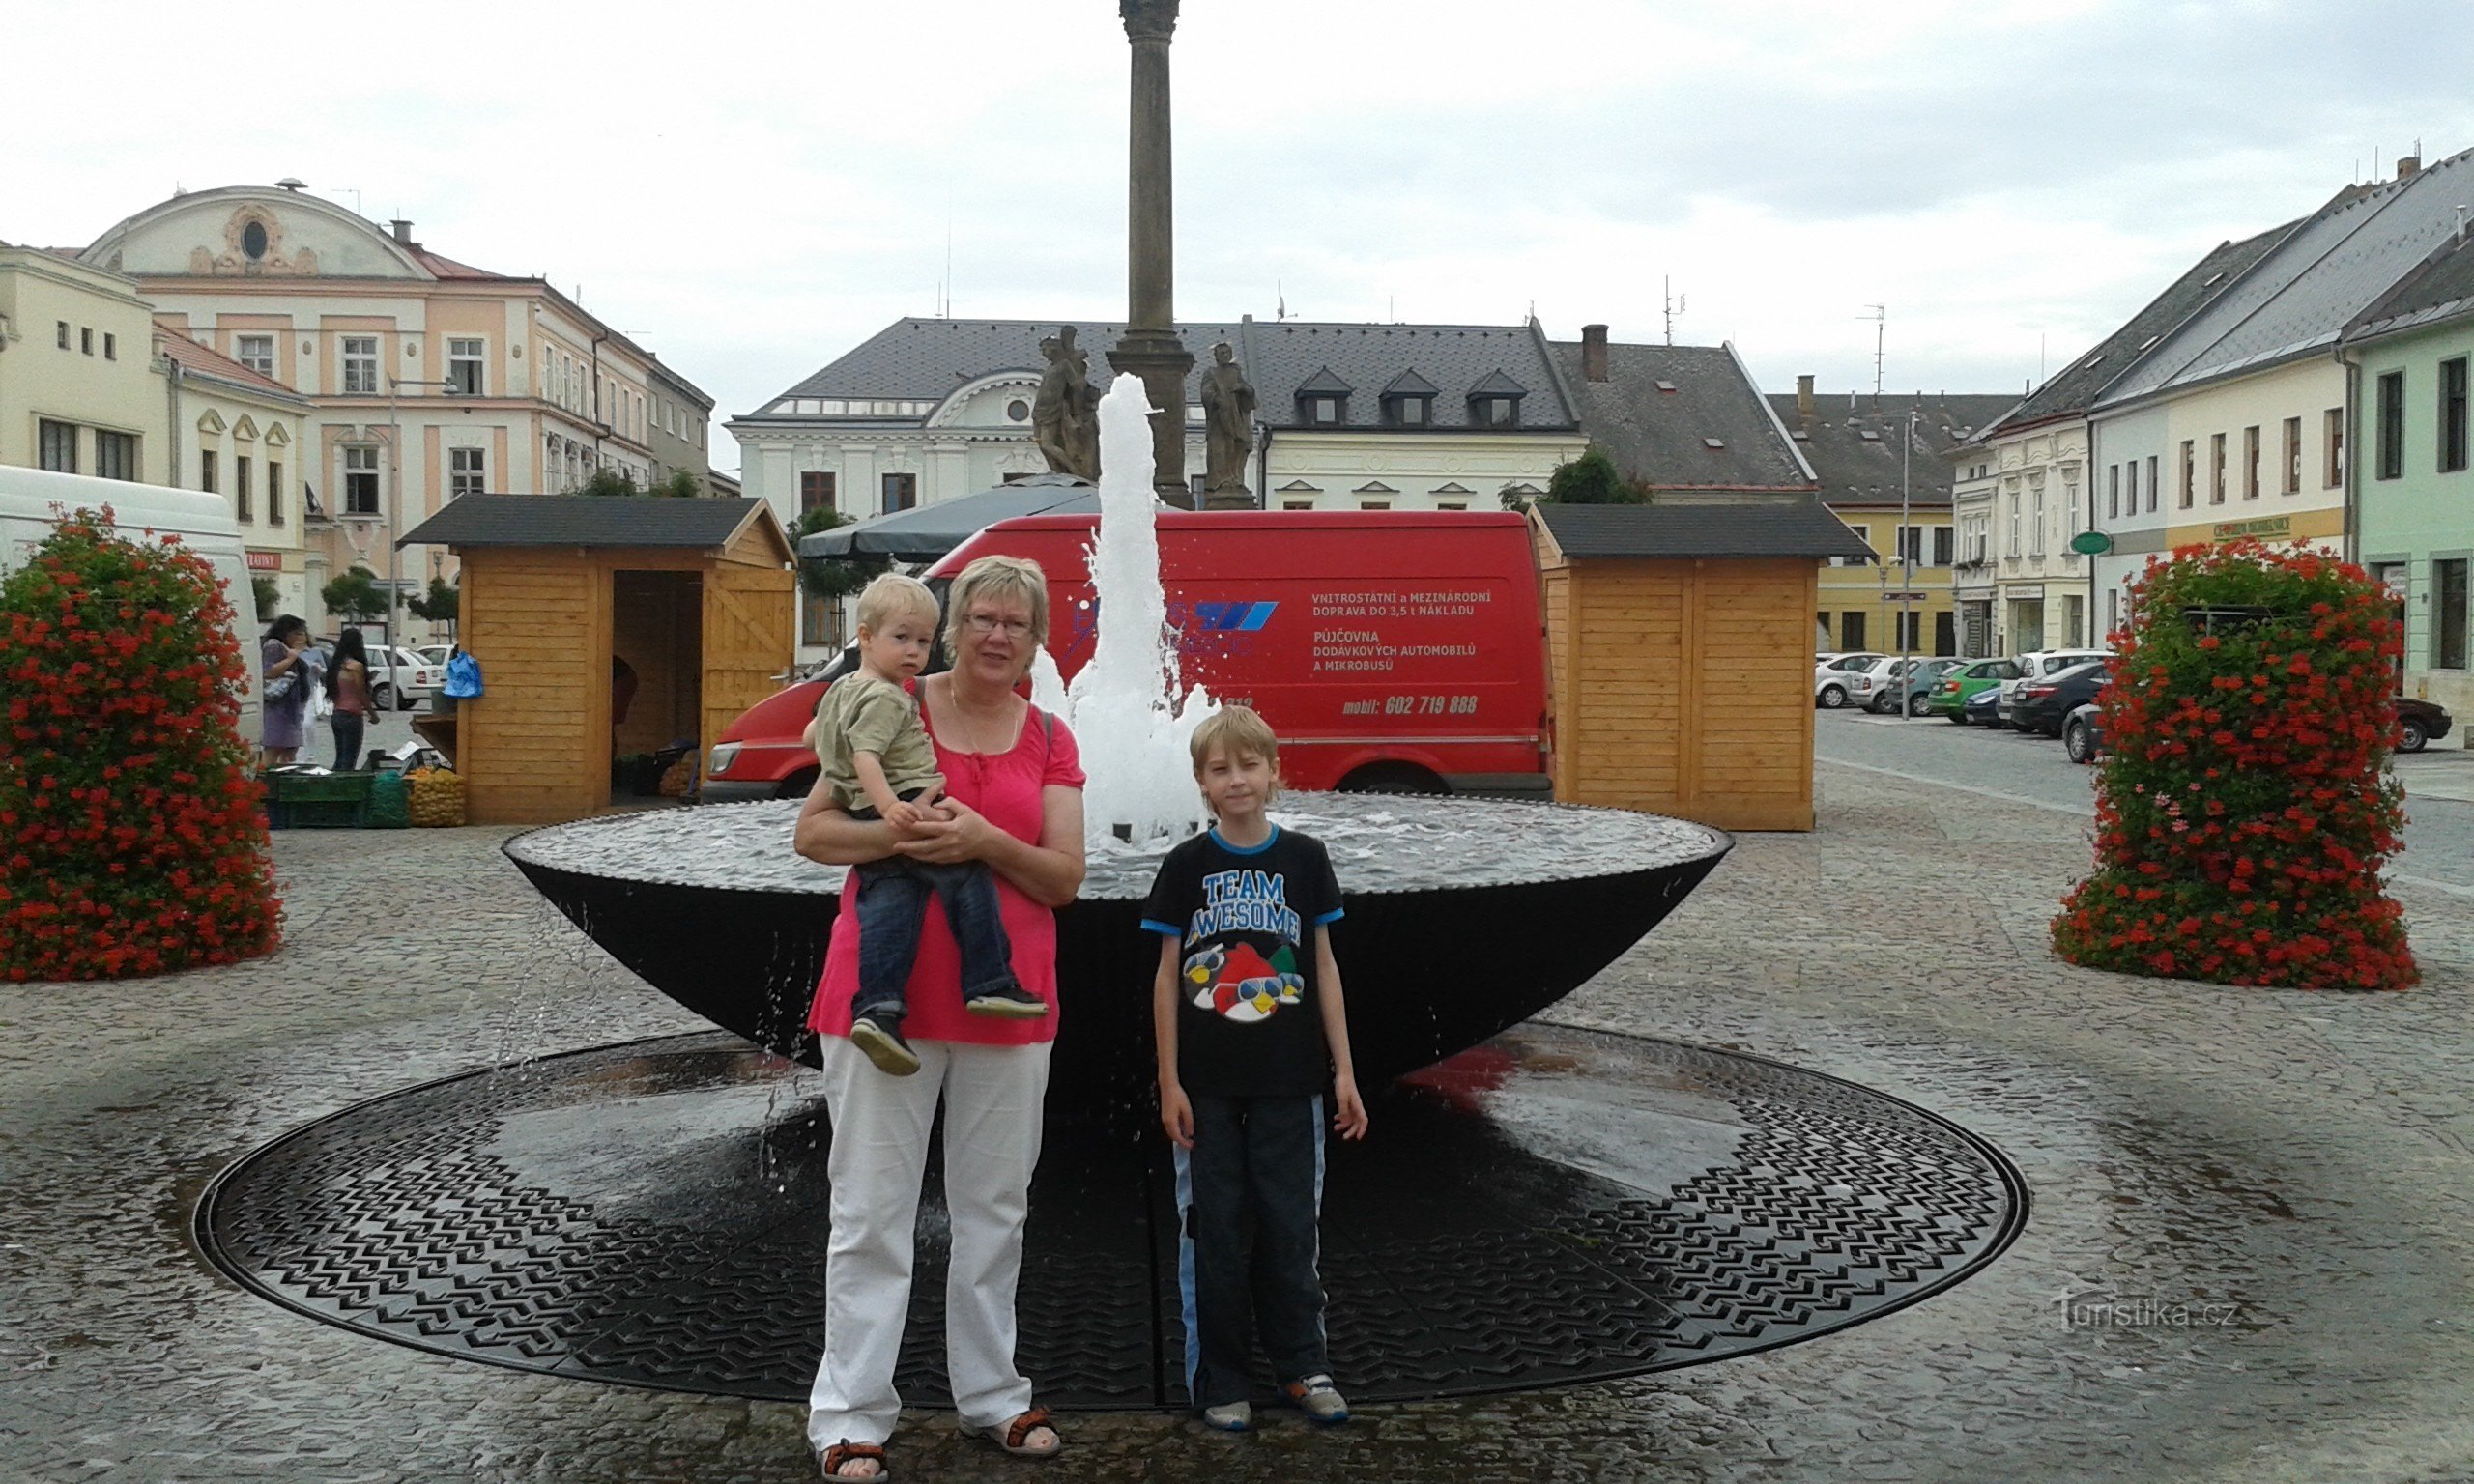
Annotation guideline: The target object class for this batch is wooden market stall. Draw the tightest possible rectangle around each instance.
[398,496,795,825]
[1530,501,1874,832]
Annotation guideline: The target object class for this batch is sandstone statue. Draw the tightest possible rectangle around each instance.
[1199,340,1256,497]
[1033,327,1100,481]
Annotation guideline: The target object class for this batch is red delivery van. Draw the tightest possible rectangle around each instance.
[701,509,1549,802]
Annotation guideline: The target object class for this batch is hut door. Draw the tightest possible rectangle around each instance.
[702,564,797,783]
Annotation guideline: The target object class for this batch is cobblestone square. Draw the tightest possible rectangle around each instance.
[4,766,2471,1483]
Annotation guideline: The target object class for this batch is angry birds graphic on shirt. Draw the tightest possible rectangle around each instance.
[1182,942,1305,1023]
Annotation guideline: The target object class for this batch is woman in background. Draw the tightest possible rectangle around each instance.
[327,628,372,771]
[259,615,321,767]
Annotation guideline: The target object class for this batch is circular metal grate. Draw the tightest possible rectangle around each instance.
[196,1027,2026,1408]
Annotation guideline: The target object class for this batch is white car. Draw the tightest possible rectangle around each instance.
[411,643,454,672]
[322,640,445,711]
[1814,652,1884,709]
[1998,649,2110,726]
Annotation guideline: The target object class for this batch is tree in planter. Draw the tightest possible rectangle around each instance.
[251,574,281,621]
[2051,540,2415,990]
[581,469,642,498]
[792,505,878,618]
[406,576,459,636]
[322,567,388,625]
[1540,446,1649,505]
[652,470,703,499]
[0,507,279,979]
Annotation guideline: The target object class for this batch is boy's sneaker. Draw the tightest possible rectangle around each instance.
[849,1009,920,1076]
[1198,1401,1251,1433]
[964,983,1050,1019]
[1281,1375,1349,1425]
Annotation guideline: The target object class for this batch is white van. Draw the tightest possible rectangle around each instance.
[0,466,261,748]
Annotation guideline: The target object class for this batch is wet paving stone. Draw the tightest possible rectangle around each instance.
[4,767,2474,1482]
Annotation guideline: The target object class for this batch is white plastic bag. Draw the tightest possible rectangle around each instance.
[310,682,333,722]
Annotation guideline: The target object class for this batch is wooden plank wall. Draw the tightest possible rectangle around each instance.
[1543,554,1817,832]
[701,561,795,783]
[461,553,611,824]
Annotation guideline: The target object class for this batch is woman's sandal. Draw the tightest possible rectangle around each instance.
[820,1440,890,1480]
[979,1406,1063,1459]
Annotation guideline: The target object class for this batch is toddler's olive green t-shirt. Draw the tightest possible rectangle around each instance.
[814,673,942,813]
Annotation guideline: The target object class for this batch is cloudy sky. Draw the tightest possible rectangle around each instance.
[8,0,2471,472]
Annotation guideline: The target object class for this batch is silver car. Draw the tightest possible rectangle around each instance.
[1814,652,1884,709]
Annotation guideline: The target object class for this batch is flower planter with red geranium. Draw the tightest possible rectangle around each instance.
[2052,540,2416,991]
[0,508,279,980]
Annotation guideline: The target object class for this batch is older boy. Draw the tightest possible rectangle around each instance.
[1141,705,1368,1432]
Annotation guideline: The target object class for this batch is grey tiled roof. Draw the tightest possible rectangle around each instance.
[398,496,768,550]
[752,316,1581,432]
[1381,368,1439,396]
[2347,229,2474,341]
[1468,368,1527,396]
[1296,364,1355,395]
[1534,499,1874,560]
[1551,340,1815,492]
[1767,391,2017,507]
[1975,218,2299,441]
[2101,150,2474,407]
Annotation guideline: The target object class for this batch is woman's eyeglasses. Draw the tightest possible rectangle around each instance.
[962,614,1033,639]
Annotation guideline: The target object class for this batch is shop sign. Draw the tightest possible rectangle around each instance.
[245,551,282,571]
[2211,516,2290,541]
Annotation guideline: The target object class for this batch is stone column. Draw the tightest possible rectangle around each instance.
[1108,0,1196,508]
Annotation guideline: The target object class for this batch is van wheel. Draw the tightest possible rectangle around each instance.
[1337,763,1446,796]
[370,681,395,711]
[775,767,821,801]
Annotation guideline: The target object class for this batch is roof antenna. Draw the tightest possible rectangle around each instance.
[1860,304,1885,400]
[1662,276,1686,345]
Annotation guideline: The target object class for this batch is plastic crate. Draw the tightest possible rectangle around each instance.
[264,771,373,830]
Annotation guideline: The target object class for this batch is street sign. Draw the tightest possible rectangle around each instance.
[2068,529,2114,556]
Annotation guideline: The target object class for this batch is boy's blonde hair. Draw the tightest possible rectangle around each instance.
[1190,704,1280,773]
[855,572,939,635]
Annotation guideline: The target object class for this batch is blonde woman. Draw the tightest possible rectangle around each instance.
[794,556,1083,1479]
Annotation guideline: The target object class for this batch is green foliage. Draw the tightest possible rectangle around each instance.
[406,576,459,627]
[1542,447,1648,505]
[321,567,388,622]
[652,470,704,499]
[791,505,878,602]
[251,575,281,619]
[0,507,279,978]
[580,469,642,498]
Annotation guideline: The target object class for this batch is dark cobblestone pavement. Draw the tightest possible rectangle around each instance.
[4,769,2471,1483]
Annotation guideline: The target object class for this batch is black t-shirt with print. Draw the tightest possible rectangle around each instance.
[1141,825,1346,1099]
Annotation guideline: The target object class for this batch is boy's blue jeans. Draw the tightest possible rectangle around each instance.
[849,856,1018,1017]
[1173,1092,1331,1409]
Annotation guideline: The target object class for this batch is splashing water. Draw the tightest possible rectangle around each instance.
[1054,374,1218,843]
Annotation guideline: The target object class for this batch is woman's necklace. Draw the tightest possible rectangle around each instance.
[936,681,1018,758]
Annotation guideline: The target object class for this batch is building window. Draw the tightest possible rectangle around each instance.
[881,472,916,513]
[2241,425,2259,499]
[2442,357,2470,474]
[2279,416,2301,494]
[2122,459,2138,513]
[242,220,269,259]
[1436,499,1467,511]
[1895,611,1921,650]
[1933,526,1954,566]
[344,446,381,516]
[2028,480,2045,556]
[2376,371,2404,480]
[80,327,93,356]
[1307,396,1340,425]
[2437,558,2469,671]
[1282,499,1315,511]
[94,430,135,481]
[235,455,252,521]
[342,336,380,394]
[1841,612,1867,649]
[1470,396,1518,427]
[38,419,76,472]
[269,461,285,525]
[201,449,218,496]
[2325,408,2345,487]
[103,332,116,361]
[238,334,275,377]
[2144,455,2159,514]
[55,320,69,349]
[800,471,837,512]
[802,590,843,649]
[2107,587,2121,641]
[2178,441,2195,507]
[2107,463,2119,519]
[450,447,486,498]
[2209,432,2227,503]
[447,338,485,395]
[1893,525,1923,565]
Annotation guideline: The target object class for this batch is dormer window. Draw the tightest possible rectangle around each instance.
[1380,369,1439,428]
[1295,366,1353,427]
[1466,369,1526,428]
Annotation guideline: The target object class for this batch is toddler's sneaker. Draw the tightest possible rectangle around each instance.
[849,1009,921,1076]
[1198,1400,1252,1432]
[964,983,1050,1019]
[1282,1375,1349,1425]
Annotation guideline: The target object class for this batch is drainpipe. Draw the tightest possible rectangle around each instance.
[2339,344,2362,565]
[163,346,185,490]
[2086,415,2100,646]
[1254,422,1271,509]
[590,329,610,473]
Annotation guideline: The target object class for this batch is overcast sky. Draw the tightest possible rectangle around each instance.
[8,1,2471,473]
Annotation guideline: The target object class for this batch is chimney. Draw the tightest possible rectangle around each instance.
[2398,155,2422,180]
[1580,323,1609,382]
[389,218,416,245]
[1796,374,1815,416]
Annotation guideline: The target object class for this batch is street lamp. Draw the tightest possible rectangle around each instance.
[386,374,460,647]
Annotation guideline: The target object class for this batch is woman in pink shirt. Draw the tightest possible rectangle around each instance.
[795,556,1085,1480]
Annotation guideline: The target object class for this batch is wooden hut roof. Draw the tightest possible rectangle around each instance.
[1532,500,1874,561]
[398,496,786,556]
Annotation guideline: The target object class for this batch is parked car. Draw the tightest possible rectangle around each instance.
[411,643,455,672]
[1999,649,2111,726]
[2062,701,2104,763]
[319,639,445,711]
[2397,697,2454,754]
[1814,652,1884,709]
[2012,660,2109,737]
[1860,657,1959,717]
[1965,685,2005,728]
[1928,657,2022,723]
